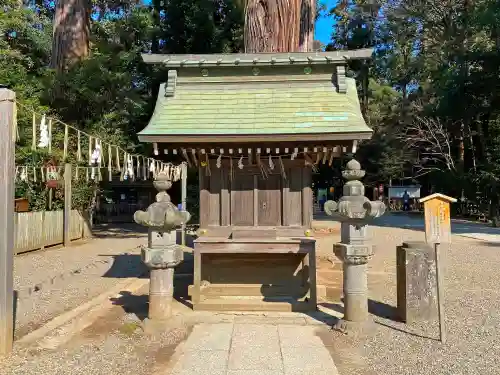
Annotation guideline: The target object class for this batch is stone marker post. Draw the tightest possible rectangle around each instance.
[396,241,437,323]
[134,171,190,331]
[324,159,386,334]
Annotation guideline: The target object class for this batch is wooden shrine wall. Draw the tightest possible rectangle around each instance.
[199,160,312,229]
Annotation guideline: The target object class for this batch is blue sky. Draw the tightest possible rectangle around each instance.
[315,0,337,46]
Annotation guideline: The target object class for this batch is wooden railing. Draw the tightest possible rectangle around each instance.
[14,210,87,254]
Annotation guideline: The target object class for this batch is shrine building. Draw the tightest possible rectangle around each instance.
[138,49,373,311]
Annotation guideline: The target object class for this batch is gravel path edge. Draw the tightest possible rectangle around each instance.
[16,277,149,348]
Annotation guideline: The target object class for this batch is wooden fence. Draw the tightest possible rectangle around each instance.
[14,210,86,254]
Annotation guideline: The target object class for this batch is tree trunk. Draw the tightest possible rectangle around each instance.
[51,0,91,72]
[299,0,315,52]
[244,0,315,53]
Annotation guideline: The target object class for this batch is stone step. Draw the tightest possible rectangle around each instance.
[187,283,341,298]
[188,283,305,296]
[192,298,312,312]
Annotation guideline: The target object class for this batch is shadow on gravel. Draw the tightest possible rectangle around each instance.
[100,243,194,280]
[100,254,149,279]
[368,300,441,341]
[479,241,500,247]
[308,299,401,326]
[368,299,400,322]
[374,320,440,341]
[110,291,149,321]
[316,299,400,322]
[109,260,195,319]
[91,223,148,239]
[13,290,18,340]
[305,309,341,327]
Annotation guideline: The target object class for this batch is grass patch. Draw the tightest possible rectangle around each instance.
[119,321,141,335]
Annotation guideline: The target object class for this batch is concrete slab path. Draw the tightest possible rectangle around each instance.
[169,323,338,375]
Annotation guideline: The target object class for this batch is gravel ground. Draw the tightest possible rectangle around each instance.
[14,224,147,292]
[13,224,148,340]
[314,221,500,375]
[5,301,191,375]
[7,219,500,374]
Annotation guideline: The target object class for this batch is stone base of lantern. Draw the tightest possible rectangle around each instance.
[333,317,375,338]
[141,244,184,328]
[142,316,186,335]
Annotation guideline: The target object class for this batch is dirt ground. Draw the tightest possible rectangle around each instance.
[4,284,192,375]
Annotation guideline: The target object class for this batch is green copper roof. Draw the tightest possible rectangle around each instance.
[138,62,372,142]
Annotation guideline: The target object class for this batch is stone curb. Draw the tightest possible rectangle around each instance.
[16,276,149,348]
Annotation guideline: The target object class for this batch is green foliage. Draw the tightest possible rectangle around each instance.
[327,0,500,219]
[160,0,244,54]
[2,0,245,214]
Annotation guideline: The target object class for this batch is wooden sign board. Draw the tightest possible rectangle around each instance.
[419,193,457,244]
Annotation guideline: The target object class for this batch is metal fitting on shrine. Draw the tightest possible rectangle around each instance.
[134,170,190,327]
[324,159,385,334]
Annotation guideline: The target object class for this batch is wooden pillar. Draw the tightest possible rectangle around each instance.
[199,166,209,228]
[308,245,318,309]
[181,163,187,246]
[253,175,258,226]
[302,167,312,228]
[63,163,72,247]
[0,87,15,356]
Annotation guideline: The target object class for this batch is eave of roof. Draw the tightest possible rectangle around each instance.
[141,48,373,68]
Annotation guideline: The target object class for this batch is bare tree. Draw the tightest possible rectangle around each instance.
[399,114,456,178]
[51,0,91,72]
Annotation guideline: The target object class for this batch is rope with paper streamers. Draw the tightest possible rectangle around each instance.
[14,102,185,183]
[15,163,184,184]
[197,148,332,178]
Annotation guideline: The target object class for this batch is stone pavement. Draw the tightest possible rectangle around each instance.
[169,323,338,375]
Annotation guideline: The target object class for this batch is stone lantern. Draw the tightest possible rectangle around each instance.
[133,170,190,329]
[324,159,386,334]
